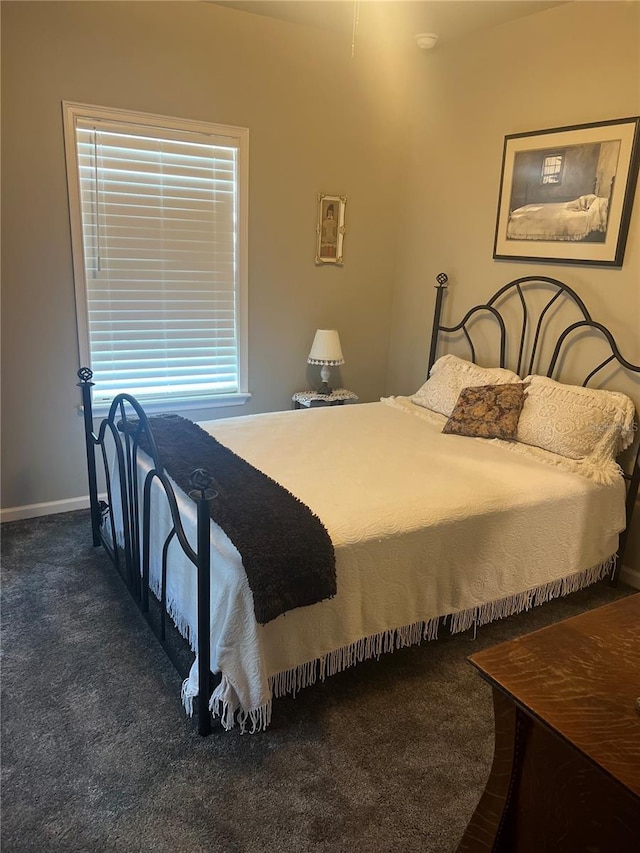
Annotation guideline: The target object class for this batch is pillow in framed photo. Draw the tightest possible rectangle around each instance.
[442,383,526,441]
[517,375,637,461]
[412,354,520,417]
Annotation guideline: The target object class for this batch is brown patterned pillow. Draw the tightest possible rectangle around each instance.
[443,383,526,440]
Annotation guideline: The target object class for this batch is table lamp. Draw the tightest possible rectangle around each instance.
[307,329,344,395]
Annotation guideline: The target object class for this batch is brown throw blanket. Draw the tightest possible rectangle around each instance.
[120,413,336,624]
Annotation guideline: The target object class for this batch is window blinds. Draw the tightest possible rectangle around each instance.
[74,119,240,404]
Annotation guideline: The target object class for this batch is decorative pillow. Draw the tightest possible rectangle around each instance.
[517,375,637,462]
[442,383,526,440]
[412,354,520,417]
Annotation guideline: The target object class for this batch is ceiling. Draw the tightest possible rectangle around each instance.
[210,1,568,46]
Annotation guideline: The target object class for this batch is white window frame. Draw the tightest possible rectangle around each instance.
[63,101,250,413]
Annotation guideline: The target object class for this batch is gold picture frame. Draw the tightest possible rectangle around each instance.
[315,193,346,265]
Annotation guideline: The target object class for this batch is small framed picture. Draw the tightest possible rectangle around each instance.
[493,116,640,267]
[315,193,346,265]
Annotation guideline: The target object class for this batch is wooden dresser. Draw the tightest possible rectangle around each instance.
[457,593,640,853]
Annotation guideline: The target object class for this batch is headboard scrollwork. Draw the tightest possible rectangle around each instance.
[427,274,640,576]
[429,273,639,386]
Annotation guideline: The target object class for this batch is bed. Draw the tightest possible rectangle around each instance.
[77,275,640,735]
[506,194,609,242]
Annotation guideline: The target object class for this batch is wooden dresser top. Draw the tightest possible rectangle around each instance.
[469,594,640,797]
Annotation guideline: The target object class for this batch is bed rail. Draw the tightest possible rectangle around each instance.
[77,368,216,735]
[427,274,640,580]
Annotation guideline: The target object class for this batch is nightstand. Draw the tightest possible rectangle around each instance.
[292,389,358,409]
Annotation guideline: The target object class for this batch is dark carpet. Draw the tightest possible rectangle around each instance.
[1,510,634,853]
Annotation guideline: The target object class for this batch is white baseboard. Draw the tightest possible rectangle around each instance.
[0,495,91,523]
[3,497,640,591]
[620,564,640,590]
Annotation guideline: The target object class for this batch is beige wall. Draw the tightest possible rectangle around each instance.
[387,0,640,569]
[1,1,407,510]
[388,0,639,395]
[2,1,640,571]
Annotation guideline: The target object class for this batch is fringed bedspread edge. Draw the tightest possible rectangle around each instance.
[182,554,616,734]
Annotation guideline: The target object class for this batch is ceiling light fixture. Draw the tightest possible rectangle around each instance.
[416,32,439,50]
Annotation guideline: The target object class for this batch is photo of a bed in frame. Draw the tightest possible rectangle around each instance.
[77,274,640,736]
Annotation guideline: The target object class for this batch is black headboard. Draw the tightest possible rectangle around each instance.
[428,273,639,384]
[427,273,640,577]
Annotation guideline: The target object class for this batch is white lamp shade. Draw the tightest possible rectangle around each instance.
[307,329,344,365]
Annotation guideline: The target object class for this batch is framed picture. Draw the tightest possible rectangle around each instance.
[493,116,640,266]
[315,193,346,265]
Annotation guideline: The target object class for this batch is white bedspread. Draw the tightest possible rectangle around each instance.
[137,399,625,731]
[506,194,609,242]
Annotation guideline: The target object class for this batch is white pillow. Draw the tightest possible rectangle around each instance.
[517,375,637,462]
[412,354,520,417]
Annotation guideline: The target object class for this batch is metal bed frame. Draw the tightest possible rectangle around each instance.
[78,274,640,736]
[428,273,640,578]
[76,377,218,735]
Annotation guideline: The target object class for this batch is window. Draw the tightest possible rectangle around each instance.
[63,102,249,409]
[540,152,564,185]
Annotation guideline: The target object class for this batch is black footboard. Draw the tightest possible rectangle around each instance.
[77,368,216,735]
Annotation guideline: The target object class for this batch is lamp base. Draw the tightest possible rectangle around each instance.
[317,364,333,395]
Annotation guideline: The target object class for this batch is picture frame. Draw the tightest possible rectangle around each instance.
[315,193,346,265]
[493,116,640,267]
